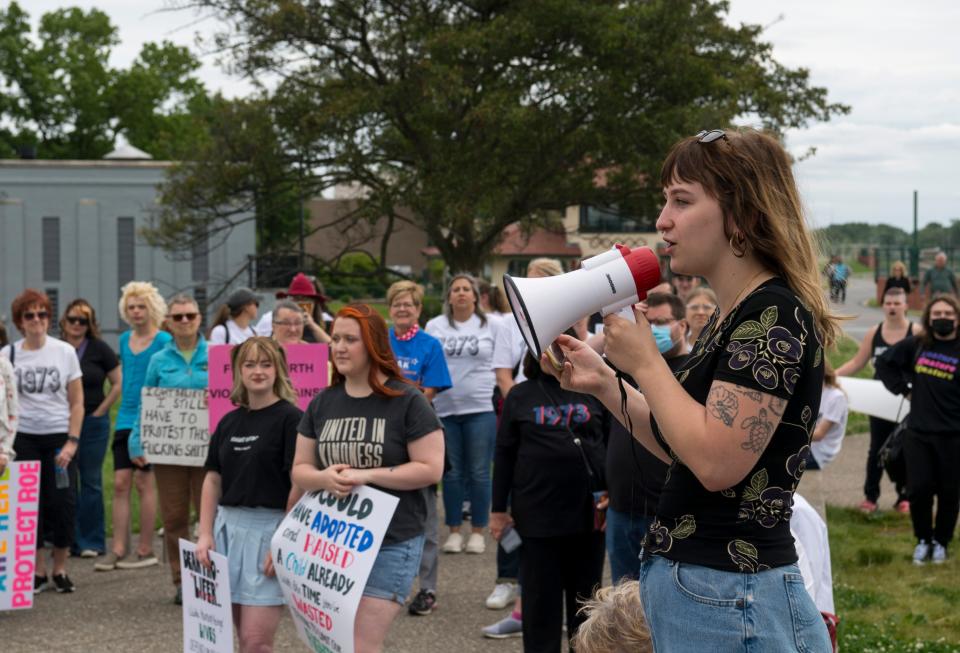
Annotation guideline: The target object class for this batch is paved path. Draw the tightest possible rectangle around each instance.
[1,277,884,652]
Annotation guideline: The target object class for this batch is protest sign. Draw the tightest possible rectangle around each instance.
[180,538,234,653]
[208,344,328,431]
[140,387,209,466]
[0,461,41,611]
[271,486,399,653]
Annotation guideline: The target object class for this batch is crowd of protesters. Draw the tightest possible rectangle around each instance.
[3,141,959,652]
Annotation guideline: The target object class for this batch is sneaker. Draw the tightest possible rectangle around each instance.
[485,582,518,610]
[174,586,183,605]
[932,541,947,564]
[465,532,486,554]
[859,499,878,514]
[79,549,100,559]
[52,573,76,593]
[913,540,931,565]
[94,551,125,571]
[34,575,50,594]
[408,589,437,616]
[895,500,911,515]
[482,614,523,639]
[116,551,159,569]
[442,532,464,553]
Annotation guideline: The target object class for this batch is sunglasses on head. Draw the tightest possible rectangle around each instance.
[66,316,90,326]
[169,312,199,322]
[23,311,49,321]
[696,129,727,144]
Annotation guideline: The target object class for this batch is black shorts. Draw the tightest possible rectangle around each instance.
[112,428,152,472]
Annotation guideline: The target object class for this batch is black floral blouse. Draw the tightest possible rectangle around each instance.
[644,278,824,572]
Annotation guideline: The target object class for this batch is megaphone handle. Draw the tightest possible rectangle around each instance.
[601,295,640,316]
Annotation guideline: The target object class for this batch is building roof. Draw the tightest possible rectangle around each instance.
[422,223,582,259]
[104,143,153,160]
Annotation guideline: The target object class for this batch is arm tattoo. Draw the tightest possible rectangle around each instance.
[707,386,739,427]
[740,408,776,454]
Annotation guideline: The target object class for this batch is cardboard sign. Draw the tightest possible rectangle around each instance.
[0,461,41,611]
[838,376,911,423]
[208,344,329,432]
[140,387,210,467]
[179,539,234,653]
[271,486,399,653]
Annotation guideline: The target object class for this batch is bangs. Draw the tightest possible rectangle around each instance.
[659,136,723,198]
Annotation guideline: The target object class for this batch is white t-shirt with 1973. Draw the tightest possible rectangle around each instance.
[425,313,500,417]
[1,337,83,434]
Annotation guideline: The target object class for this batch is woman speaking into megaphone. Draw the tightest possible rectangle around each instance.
[543,129,839,652]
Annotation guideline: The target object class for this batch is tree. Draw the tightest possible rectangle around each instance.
[163,0,848,272]
[0,2,209,160]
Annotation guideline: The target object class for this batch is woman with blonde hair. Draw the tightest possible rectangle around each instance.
[95,281,170,572]
[544,129,837,651]
[684,286,718,346]
[884,260,911,295]
[571,581,652,653]
[196,337,303,652]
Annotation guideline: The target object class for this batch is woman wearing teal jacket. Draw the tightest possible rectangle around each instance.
[129,293,209,605]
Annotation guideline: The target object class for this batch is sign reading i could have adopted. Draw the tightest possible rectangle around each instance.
[0,461,41,611]
[207,344,329,432]
[140,387,209,466]
[179,539,234,653]
[271,486,398,653]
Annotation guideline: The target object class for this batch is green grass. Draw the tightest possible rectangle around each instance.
[829,506,960,650]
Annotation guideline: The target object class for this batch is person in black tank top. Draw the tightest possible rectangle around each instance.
[837,287,916,512]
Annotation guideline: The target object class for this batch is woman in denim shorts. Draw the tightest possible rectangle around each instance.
[196,337,304,651]
[544,130,837,652]
[294,304,444,652]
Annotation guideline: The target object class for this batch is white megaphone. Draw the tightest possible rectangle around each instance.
[503,244,661,361]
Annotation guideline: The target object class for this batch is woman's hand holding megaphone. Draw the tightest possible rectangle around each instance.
[603,304,659,382]
[540,334,615,396]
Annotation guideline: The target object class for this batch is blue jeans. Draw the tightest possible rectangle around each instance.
[441,412,496,528]
[74,414,111,553]
[639,556,831,652]
[606,507,651,583]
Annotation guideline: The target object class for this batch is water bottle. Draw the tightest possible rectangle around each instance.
[54,449,70,489]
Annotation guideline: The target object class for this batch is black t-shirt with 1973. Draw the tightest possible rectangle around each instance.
[298,379,442,545]
[646,278,824,572]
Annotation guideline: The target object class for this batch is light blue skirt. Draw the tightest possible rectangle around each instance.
[214,505,286,606]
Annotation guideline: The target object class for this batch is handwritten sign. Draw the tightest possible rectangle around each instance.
[180,539,234,653]
[271,486,398,653]
[208,344,329,432]
[0,461,41,611]
[140,387,210,467]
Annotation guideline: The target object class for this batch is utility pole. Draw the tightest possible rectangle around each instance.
[911,190,919,278]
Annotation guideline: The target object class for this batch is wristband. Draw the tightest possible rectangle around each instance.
[67,435,80,444]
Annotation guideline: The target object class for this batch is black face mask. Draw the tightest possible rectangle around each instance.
[930,318,957,337]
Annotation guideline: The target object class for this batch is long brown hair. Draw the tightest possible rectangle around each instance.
[59,298,102,339]
[331,304,412,397]
[919,294,960,349]
[229,337,298,408]
[660,128,841,347]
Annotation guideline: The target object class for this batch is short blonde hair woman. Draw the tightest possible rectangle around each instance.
[118,281,167,329]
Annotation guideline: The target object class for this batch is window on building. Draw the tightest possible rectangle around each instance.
[117,217,135,288]
[46,288,59,323]
[192,235,209,281]
[507,259,530,277]
[42,217,60,281]
[578,205,656,233]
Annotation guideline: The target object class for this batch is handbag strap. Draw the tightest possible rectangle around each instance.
[535,378,598,483]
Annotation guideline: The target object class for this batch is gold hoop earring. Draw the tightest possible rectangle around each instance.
[729,231,747,258]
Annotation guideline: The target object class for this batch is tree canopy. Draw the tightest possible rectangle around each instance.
[0,1,209,160]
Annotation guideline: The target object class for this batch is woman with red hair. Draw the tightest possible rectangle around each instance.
[292,304,444,652]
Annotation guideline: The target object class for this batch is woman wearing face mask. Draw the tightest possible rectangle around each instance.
[876,294,960,565]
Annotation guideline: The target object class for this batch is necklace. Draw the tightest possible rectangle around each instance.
[706,268,770,341]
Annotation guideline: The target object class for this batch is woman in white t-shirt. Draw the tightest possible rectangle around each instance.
[808,361,849,470]
[426,274,500,554]
[208,287,260,345]
[0,289,84,593]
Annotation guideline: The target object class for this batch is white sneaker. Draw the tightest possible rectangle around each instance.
[465,532,486,554]
[442,532,464,553]
[485,582,518,609]
[913,540,931,565]
[932,540,947,564]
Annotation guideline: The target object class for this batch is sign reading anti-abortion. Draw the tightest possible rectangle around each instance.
[179,539,234,653]
[140,387,210,466]
[0,461,41,611]
[208,344,328,432]
[271,486,398,653]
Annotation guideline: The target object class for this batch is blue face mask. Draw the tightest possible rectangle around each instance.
[651,324,674,353]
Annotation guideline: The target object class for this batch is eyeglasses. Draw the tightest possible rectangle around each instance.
[23,311,49,321]
[273,320,304,328]
[696,129,727,144]
[390,302,418,310]
[686,303,716,312]
[66,316,90,326]
[168,312,199,322]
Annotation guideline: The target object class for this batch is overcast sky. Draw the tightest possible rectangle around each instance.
[25,0,960,232]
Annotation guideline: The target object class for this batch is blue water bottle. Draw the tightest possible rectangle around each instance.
[54,449,70,489]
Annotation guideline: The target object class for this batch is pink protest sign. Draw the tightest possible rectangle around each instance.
[208,343,329,432]
[0,461,41,611]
